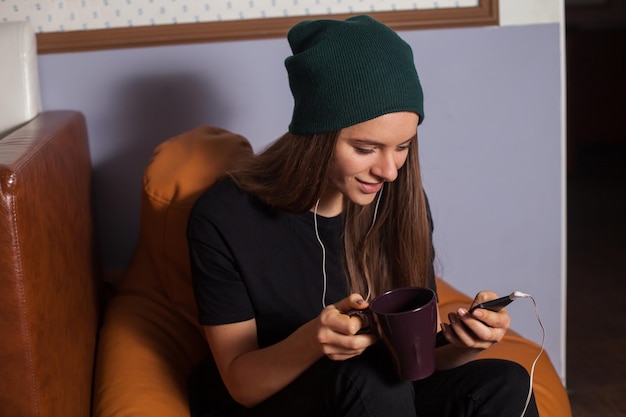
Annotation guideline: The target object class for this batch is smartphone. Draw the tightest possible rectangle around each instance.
[469,294,515,313]
[437,292,524,346]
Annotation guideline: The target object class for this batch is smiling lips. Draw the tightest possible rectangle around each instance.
[358,179,384,194]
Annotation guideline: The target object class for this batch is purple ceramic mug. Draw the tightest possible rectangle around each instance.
[352,287,437,381]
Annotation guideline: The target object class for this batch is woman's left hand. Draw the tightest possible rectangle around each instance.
[441,290,511,351]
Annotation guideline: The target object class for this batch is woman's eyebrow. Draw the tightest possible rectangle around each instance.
[349,134,416,146]
[403,134,418,144]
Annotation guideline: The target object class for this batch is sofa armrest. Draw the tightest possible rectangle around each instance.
[0,111,100,417]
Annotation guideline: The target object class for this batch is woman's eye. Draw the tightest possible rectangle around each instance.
[355,147,375,155]
[398,145,411,152]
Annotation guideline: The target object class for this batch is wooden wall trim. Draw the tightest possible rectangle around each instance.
[36,0,498,54]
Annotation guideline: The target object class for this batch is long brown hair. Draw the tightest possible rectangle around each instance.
[228,130,434,298]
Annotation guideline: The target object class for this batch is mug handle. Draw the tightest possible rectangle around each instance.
[345,309,374,335]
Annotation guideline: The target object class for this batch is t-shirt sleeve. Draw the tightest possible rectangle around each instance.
[187,192,255,326]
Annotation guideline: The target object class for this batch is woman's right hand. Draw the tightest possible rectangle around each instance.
[315,293,379,361]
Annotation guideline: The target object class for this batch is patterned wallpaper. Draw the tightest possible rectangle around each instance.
[0,0,478,33]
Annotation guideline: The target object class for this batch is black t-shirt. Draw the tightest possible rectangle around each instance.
[188,178,349,348]
[188,178,436,349]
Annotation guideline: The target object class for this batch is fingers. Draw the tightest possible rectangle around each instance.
[325,293,371,335]
[442,305,510,350]
[333,293,369,313]
[468,291,511,327]
[321,332,378,361]
[470,306,511,331]
[317,319,378,360]
[441,310,489,349]
[316,294,378,360]
[469,290,499,311]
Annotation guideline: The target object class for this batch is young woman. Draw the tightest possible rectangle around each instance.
[187,15,538,417]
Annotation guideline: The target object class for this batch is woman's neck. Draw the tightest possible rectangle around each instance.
[312,188,343,217]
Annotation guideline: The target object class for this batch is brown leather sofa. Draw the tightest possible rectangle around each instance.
[92,125,572,417]
[0,111,100,417]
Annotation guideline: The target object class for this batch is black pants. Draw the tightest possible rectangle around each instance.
[188,344,539,417]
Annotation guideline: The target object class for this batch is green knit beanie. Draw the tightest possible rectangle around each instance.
[285,15,424,135]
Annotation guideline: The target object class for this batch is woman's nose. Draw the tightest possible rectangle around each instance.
[372,152,398,182]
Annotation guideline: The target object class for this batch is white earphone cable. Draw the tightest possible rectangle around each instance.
[362,183,384,302]
[313,199,329,309]
[519,293,546,417]
[315,184,384,309]
[366,183,384,237]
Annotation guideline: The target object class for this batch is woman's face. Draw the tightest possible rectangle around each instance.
[321,111,419,214]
